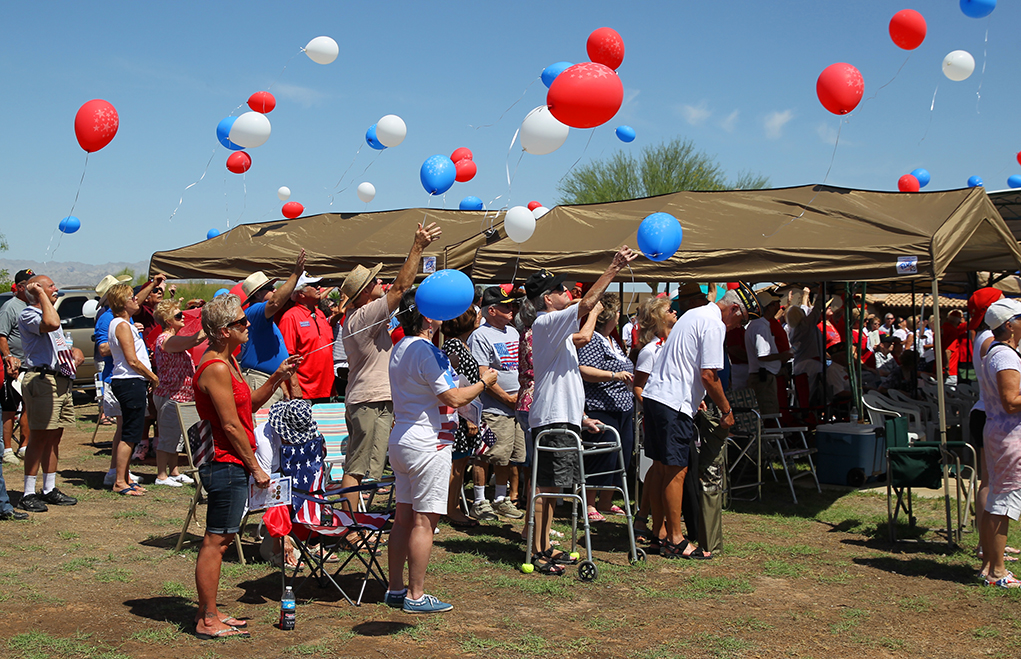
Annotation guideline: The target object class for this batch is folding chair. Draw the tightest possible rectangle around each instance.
[279,423,391,606]
[725,388,764,504]
[310,402,348,481]
[172,401,246,563]
[761,413,820,505]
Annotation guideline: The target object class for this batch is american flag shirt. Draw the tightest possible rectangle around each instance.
[388,336,458,452]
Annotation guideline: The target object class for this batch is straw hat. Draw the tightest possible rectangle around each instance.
[341,263,383,300]
[95,274,132,301]
[241,271,277,298]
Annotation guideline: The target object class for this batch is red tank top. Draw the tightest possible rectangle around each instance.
[193,357,255,468]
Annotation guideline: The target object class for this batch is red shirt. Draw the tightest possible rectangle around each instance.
[279,304,335,399]
[768,317,791,353]
[726,326,748,365]
[818,321,841,349]
[940,321,963,376]
[193,357,255,469]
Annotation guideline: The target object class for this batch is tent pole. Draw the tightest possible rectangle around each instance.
[931,277,954,548]
[911,281,918,397]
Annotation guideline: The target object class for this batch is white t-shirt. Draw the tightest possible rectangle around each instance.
[893,328,910,344]
[643,303,726,417]
[109,317,151,380]
[972,329,994,413]
[253,421,281,474]
[388,336,458,452]
[917,328,934,361]
[827,362,851,397]
[635,340,664,376]
[622,320,636,350]
[529,305,585,428]
[745,316,780,375]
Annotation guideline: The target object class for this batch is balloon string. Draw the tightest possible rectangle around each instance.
[505,128,520,188]
[267,48,302,92]
[234,170,248,227]
[623,262,638,318]
[919,83,939,145]
[976,27,988,113]
[855,55,910,117]
[557,129,596,186]
[331,143,365,189]
[47,152,90,261]
[468,77,539,130]
[510,244,522,286]
[761,119,841,240]
[169,147,218,221]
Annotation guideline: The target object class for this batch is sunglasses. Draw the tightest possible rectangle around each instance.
[173,312,184,320]
[226,317,249,330]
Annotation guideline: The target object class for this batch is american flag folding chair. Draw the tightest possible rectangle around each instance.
[280,426,391,606]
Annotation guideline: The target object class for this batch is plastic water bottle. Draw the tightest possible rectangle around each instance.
[280,586,295,630]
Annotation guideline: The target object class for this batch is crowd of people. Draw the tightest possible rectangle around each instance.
[1,228,1020,640]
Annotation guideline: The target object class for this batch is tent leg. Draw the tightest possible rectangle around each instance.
[931,278,954,548]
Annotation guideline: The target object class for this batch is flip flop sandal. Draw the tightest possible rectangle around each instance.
[587,510,607,522]
[195,626,250,640]
[984,571,1021,588]
[220,617,247,628]
[115,487,143,496]
[601,505,626,516]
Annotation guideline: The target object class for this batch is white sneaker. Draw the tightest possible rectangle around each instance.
[2,451,19,466]
[172,473,194,485]
[154,477,183,487]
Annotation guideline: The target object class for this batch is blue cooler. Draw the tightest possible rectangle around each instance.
[814,423,886,487]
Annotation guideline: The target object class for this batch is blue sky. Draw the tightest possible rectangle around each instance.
[2,1,1019,265]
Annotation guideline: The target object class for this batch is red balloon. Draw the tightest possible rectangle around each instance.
[225,151,252,174]
[454,158,477,183]
[898,174,920,192]
[1016,151,1021,167]
[282,201,304,219]
[889,10,926,51]
[450,147,473,162]
[248,91,276,114]
[547,62,624,129]
[587,27,625,70]
[74,99,119,153]
[816,63,864,115]
[527,201,542,211]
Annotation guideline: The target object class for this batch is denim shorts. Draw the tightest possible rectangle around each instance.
[199,461,248,535]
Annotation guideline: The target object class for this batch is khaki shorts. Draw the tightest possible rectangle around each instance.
[22,371,75,431]
[480,412,526,466]
[154,394,185,453]
[242,368,286,407]
[344,401,394,480]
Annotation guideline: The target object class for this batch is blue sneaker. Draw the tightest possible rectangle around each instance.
[384,589,407,608]
[402,593,453,614]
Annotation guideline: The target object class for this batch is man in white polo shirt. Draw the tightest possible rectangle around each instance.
[744,291,791,416]
[642,287,751,559]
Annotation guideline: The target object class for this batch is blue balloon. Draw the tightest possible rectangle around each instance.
[615,125,636,143]
[365,124,387,151]
[1009,175,1021,189]
[637,212,683,262]
[960,0,996,19]
[420,155,456,196]
[415,269,475,321]
[910,168,931,188]
[459,196,484,211]
[968,175,984,188]
[214,288,230,298]
[58,216,80,234]
[541,61,573,89]
[207,228,221,240]
[216,117,245,151]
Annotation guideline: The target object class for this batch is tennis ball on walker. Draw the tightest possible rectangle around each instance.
[569,551,580,560]
[521,563,534,574]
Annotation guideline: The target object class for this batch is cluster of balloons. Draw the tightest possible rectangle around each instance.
[637,212,683,262]
[897,168,930,192]
[217,91,275,178]
[415,270,475,321]
[64,99,120,234]
[420,148,476,196]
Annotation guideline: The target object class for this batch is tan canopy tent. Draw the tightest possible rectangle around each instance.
[465,185,1021,284]
[148,208,500,283]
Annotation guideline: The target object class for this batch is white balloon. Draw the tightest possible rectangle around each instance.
[229,111,272,148]
[305,36,339,65]
[943,50,975,81]
[520,106,569,155]
[277,186,291,201]
[82,299,99,319]
[504,206,536,243]
[532,206,550,219]
[376,114,407,148]
[357,182,376,203]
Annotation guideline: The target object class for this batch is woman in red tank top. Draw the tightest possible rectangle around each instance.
[192,294,300,640]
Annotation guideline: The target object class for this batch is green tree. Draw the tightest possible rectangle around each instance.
[0,230,9,291]
[557,137,769,205]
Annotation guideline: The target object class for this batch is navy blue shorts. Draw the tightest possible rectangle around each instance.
[643,399,693,468]
[199,461,249,535]
[111,378,148,445]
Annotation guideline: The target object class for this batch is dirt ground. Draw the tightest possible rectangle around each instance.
[1,399,1020,659]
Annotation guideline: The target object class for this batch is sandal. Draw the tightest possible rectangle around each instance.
[195,625,250,640]
[531,553,566,576]
[540,547,578,565]
[587,510,606,522]
[984,571,1021,588]
[599,505,626,516]
[632,525,652,544]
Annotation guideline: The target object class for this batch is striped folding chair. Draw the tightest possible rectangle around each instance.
[310,402,348,482]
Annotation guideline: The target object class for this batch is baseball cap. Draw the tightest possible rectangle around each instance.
[480,286,515,307]
[968,287,1004,331]
[524,269,568,300]
[14,269,34,284]
[733,283,761,319]
[984,298,1021,331]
